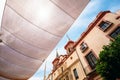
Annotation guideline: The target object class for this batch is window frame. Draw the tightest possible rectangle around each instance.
[66,75,69,80]
[80,42,88,53]
[85,51,97,69]
[98,20,113,32]
[109,27,120,39]
[61,67,64,72]
[73,68,79,80]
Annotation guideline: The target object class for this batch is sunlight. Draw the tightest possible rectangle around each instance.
[38,6,52,21]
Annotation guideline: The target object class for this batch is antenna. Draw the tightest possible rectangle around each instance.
[43,62,47,80]
[66,34,71,41]
[56,49,59,58]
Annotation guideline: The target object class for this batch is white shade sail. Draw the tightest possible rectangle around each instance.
[0,0,89,79]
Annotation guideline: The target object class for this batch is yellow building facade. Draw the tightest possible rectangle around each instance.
[75,10,120,80]
[46,10,120,80]
[46,40,86,80]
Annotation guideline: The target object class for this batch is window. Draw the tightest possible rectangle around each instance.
[85,51,97,69]
[80,42,88,53]
[61,67,63,72]
[66,75,69,80]
[110,27,120,39]
[68,48,71,53]
[73,68,79,80]
[98,21,113,31]
[67,47,74,54]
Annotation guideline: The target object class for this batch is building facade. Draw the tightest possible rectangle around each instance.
[46,10,120,80]
[46,40,86,80]
[75,10,120,80]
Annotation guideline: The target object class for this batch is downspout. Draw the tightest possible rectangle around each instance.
[75,48,88,79]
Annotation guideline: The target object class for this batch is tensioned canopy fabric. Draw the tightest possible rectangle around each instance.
[0,0,89,79]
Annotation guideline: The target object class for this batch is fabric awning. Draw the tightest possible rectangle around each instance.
[0,0,89,79]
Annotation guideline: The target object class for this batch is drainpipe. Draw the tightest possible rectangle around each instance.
[75,48,88,80]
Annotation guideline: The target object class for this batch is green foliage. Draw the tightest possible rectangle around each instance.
[96,35,120,80]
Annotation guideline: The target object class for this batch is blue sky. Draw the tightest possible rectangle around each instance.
[29,0,120,80]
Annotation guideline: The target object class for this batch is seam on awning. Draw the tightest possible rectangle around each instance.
[6,4,63,38]
[50,0,76,20]
[2,27,51,50]
[1,42,43,61]
[0,57,35,72]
